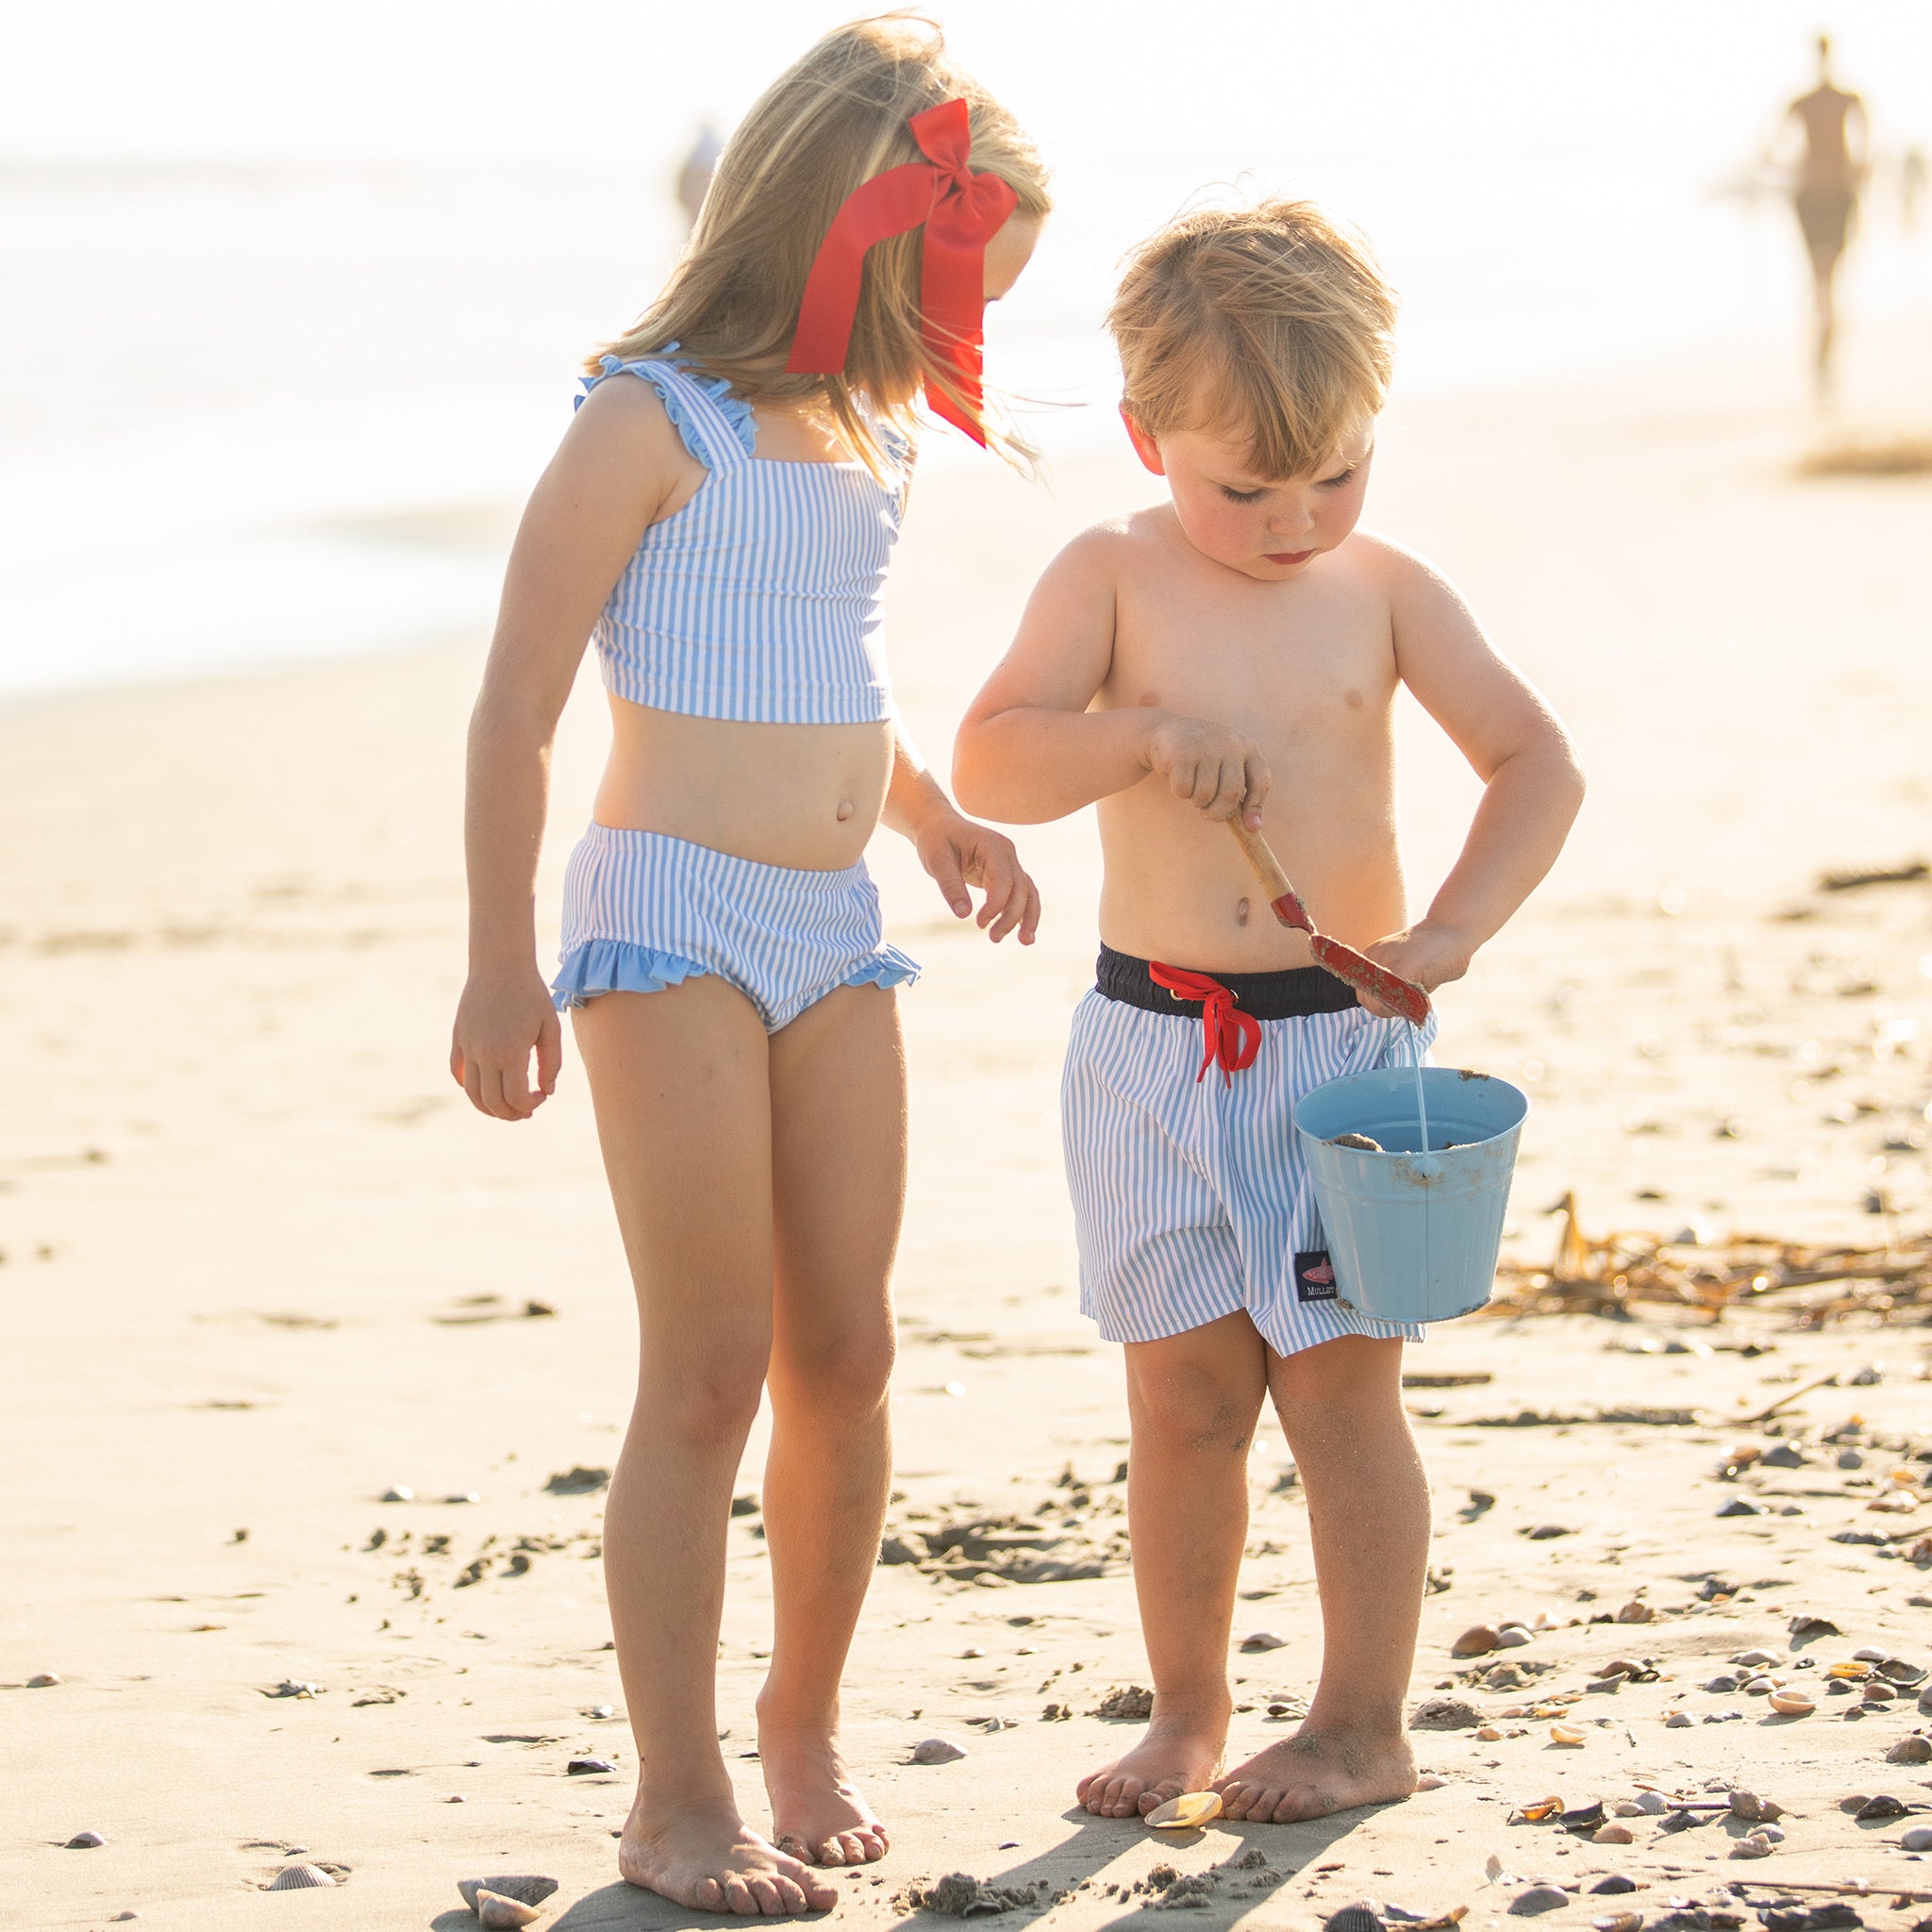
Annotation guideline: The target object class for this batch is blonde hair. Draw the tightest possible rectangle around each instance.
[1108,200,1396,480]
[595,13,1050,476]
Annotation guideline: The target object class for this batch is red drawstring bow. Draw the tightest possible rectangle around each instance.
[785,97,1019,446]
[1148,963,1262,1088]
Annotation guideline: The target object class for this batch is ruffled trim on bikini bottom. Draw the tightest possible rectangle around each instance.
[550,939,921,1019]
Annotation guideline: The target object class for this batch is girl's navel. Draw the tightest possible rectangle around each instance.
[1235,896,1251,925]
[835,800,855,822]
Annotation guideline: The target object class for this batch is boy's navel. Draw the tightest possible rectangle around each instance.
[1344,688,1364,709]
[1235,897,1251,925]
[836,800,855,822]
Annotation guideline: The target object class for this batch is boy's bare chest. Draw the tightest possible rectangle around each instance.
[1105,558,1394,736]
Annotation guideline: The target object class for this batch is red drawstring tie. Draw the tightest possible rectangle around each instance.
[1148,963,1261,1088]
[785,98,1020,445]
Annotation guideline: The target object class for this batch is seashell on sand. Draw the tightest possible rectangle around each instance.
[458,1877,560,1911]
[27,1673,61,1688]
[1729,1649,1778,1667]
[1591,1823,1634,1844]
[1864,1681,1897,1703]
[1592,1912,1643,1932]
[1663,1709,1691,1726]
[381,1486,414,1502]
[1729,1790,1783,1822]
[1239,1630,1286,1652]
[564,1757,615,1775]
[1900,1826,1932,1852]
[1768,1690,1815,1716]
[65,1830,107,1848]
[1590,1874,1640,1895]
[1451,1624,1500,1657]
[1886,1734,1931,1763]
[476,1892,542,1929]
[1145,1790,1222,1829]
[267,1865,337,1890]
[1730,1831,1775,1859]
[1853,1644,1888,1661]
[910,1736,967,1764]
[1828,1659,1872,1680]
[1632,1790,1669,1814]
[1494,1624,1533,1648]
[1508,1886,1570,1916]
[1549,1724,1585,1745]
[1743,1674,1777,1694]
[1329,1133,1382,1152]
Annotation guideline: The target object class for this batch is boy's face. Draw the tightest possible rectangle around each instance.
[1122,409,1375,583]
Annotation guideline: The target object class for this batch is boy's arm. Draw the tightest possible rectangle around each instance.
[954,530,1269,826]
[1364,541,1586,997]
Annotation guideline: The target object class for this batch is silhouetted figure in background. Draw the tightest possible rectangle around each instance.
[1785,34,1868,397]
[675,124,723,232]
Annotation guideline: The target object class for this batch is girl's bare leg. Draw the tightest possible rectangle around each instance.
[1216,1335,1426,1824]
[574,979,837,1916]
[758,984,905,1865]
[1076,1311,1268,1818]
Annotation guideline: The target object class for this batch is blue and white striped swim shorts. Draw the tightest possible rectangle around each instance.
[1061,947,1438,1358]
[551,823,920,1033]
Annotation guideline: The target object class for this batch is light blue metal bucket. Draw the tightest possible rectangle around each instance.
[1292,1067,1528,1324]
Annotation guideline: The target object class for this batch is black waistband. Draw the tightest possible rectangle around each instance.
[1094,945,1358,1021]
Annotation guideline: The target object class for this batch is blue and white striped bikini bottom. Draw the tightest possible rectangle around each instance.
[551,824,919,1033]
[1062,951,1438,1358]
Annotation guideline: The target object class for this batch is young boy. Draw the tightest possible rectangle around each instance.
[952,202,1584,1824]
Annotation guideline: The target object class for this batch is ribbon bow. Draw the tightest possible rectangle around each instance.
[1148,962,1262,1088]
[786,97,1019,445]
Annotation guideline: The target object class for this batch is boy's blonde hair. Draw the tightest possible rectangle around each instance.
[596,13,1051,476]
[1108,200,1396,480]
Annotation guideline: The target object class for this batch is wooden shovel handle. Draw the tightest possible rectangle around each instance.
[1224,819,1313,932]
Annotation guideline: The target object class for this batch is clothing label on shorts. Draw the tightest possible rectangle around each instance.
[1294,1250,1338,1302]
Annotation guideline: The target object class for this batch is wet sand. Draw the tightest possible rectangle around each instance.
[6,321,1932,1927]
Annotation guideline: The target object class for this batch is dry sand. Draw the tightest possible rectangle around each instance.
[7,323,1932,1929]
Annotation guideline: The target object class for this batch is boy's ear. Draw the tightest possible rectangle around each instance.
[1119,405,1166,477]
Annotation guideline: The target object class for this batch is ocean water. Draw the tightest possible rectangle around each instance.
[2,0,1928,695]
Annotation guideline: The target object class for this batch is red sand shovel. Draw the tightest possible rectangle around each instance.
[1225,820,1432,1026]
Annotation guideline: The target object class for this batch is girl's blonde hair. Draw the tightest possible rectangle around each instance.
[594,13,1051,476]
[1108,200,1396,480]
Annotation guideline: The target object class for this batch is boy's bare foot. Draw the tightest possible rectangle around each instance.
[1075,1712,1226,1819]
[759,1725,889,1867]
[619,1791,837,1913]
[1213,1724,1417,1824]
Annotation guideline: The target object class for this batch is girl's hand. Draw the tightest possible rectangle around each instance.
[915,808,1041,944]
[1355,920,1473,1019]
[1145,713,1271,827]
[451,970,563,1121]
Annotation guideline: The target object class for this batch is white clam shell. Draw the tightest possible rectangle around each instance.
[267,1865,336,1890]
[1145,1790,1222,1829]
[910,1736,966,1764]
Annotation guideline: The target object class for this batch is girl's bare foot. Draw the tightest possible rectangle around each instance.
[1075,1710,1227,1819]
[619,1790,838,1914]
[1213,1724,1417,1824]
[759,1724,889,1867]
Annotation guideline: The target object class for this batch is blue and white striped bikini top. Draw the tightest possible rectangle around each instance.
[577,348,910,724]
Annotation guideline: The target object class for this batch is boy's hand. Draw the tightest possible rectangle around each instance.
[1356,920,1474,1018]
[1146,713,1271,827]
[916,809,1041,944]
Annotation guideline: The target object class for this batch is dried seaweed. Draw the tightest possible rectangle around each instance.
[1484,1193,1932,1326]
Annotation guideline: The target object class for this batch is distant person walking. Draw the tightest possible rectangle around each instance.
[1785,33,1868,396]
[675,123,723,231]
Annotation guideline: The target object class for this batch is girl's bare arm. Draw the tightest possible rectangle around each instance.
[453,379,690,1120]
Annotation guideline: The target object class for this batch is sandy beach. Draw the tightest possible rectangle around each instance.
[7,320,1932,1930]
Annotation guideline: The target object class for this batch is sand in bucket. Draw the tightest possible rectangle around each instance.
[1293,1064,1528,1324]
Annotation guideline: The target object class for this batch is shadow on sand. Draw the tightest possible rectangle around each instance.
[536,1803,1383,1930]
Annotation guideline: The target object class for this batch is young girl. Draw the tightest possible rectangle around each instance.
[450,17,1049,1918]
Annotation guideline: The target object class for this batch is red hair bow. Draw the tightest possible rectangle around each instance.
[786,97,1019,445]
